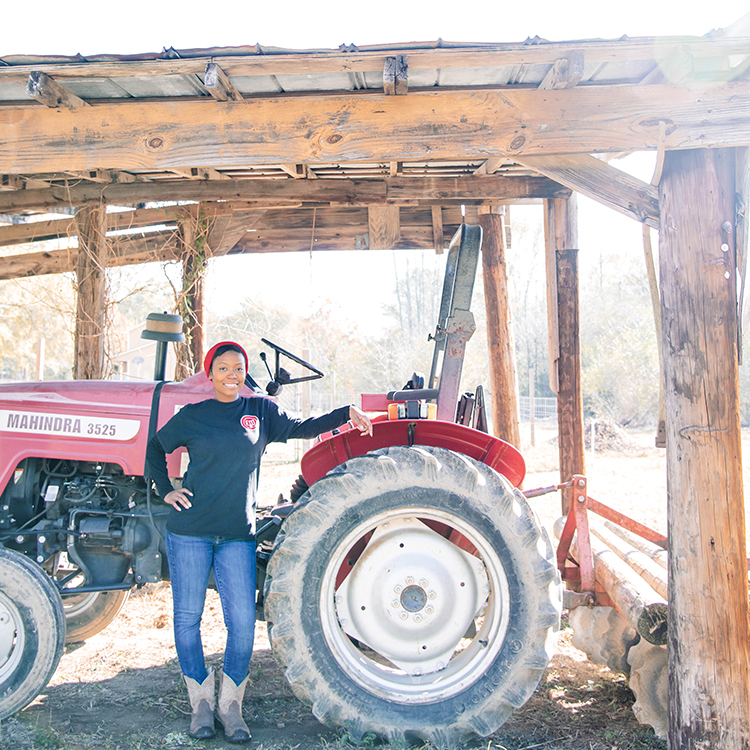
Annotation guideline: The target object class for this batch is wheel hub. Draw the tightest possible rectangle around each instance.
[400,584,426,612]
[336,517,489,675]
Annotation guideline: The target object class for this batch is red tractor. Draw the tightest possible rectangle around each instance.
[0,225,561,745]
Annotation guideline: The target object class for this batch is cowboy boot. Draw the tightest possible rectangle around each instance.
[216,669,251,743]
[183,670,215,739]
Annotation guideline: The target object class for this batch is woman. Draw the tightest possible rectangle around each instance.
[146,341,372,743]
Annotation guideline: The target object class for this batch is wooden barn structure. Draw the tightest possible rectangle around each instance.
[1,16,750,747]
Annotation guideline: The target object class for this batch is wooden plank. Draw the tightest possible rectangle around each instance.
[538,50,585,90]
[368,206,400,248]
[73,206,107,379]
[513,153,660,228]
[0,204,461,249]
[0,175,569,213]
[0,221,459,279]
[383,57,397,96]
[203,62,244,102]
[659,147,750,748]
[27,71,89,109]
[431,205,444,253]
[395,55,408,95]
[3,82,750,175]
[479,208,521,448]
[2,38,749,83]
[206,209,266,256]
[546,196,584,513]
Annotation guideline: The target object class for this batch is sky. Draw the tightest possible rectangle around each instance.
[4,1,748,335]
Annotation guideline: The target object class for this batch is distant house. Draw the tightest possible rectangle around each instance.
[112,323,178,381]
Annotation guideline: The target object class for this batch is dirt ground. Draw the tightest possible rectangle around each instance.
[0,427,702,750]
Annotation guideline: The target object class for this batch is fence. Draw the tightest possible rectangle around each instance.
[518,396,558,423]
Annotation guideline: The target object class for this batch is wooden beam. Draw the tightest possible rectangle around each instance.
[512,153,660,228]
[3,82,750,176]
[27,71,89,109]
[383,55,408,96]
[0,218,465,279]
[431,206,444,253]
[545,196,584,512]
[206,209,267,257]
[73,206,107,379]
[538,51,585,90]
[3,38,748,84]
[277,163,306,179]
[0,175,569,213]
[473,157,510,175]
[479,207,521,448]
[168,166,231,180]
[0,204,462,249]
[638,44,693,86]
[203,62,244,102]
[0,175,52,191]
[660,147,750,748]
[0,230,180,280]
[368,206,400,248]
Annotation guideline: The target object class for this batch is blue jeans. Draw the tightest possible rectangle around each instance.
[165,530,256,684]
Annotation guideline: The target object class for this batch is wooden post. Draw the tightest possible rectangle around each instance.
[660,148,750,749]
[479,207,521,448]
[73,205,108,379]
[175,209,207,380]
[544,197,584,513]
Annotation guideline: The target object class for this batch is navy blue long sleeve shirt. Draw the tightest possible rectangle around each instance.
[146,396,350,539]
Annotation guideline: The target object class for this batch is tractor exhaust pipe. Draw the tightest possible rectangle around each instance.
[140,313,185,381]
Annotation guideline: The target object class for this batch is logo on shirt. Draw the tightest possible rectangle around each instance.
[241,414,259,444]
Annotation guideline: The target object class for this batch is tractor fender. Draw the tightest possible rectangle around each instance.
[301,418,525,488]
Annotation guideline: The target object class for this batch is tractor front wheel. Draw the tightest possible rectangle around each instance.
[265,445,561,746]
[0,547,66,719]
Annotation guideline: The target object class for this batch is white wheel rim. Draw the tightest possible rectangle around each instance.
[0,591,25,682]
[319,507,510,704]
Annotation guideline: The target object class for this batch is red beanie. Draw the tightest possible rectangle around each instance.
[203,341,249,379]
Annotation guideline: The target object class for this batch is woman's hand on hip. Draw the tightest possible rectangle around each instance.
[164,488,193,511]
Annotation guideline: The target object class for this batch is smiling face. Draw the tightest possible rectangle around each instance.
[209,350,246,402]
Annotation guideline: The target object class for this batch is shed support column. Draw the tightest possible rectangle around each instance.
[73,205,108,379]
[175,211,208,380]
[545,196,584,513]
[479,207,520,447]
[660,148,750,749]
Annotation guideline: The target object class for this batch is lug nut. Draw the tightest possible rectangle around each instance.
[405,576,414,585]
[425,606,434,614]
[419,579,428,588]
[394,585,402,593]
[428,590,436,600]
[400,612,408,620]
[391,600,400,608]
[414,614,422,623]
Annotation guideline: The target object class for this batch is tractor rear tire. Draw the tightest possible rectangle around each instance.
[63,589,129,644]
[0,547,66,719]
[265,445,561,747]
